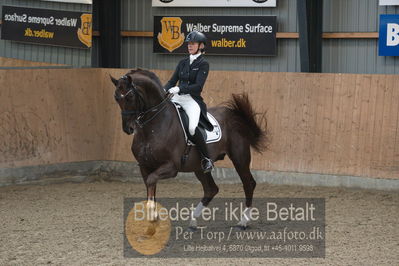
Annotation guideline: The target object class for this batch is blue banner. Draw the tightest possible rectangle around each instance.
[379,14,399,56]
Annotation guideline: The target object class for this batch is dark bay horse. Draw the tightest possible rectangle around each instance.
[111,69,267,230]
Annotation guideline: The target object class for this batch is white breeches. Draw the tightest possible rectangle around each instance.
[171,94,200,136]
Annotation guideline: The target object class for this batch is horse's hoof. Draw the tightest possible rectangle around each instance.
[187,226,197,232]
[145,222,157,236]
[233,225,248,231]
[136,235,149,242]
[146,228,156,236]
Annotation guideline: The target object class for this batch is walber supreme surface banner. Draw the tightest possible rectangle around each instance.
[1,6,92,49]
[153,16,277,56]
[152,0,277,7]
[41,0,92,4]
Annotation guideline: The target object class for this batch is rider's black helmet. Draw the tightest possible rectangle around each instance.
[185,31,207,53]
[185,31,207,44]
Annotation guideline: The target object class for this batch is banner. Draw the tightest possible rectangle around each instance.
[379,0,399,5]
[41,0,92,4]
[154,16,277,56]
[379,15,399,56]
[1,6,92,49]
[152,0,276,7]
[124,198,325,258]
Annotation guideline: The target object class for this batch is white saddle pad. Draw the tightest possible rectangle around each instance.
[173,104,222,144]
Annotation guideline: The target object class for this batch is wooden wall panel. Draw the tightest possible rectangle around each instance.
[0,68,104,168]
[0,68,397,180]
[0,57,63,67]
[154,70,398,179]
[102,70,395,179]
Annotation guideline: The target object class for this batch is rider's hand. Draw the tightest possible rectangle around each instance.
[168,86,180,95]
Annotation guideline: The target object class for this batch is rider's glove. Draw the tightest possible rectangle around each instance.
[168,86,180,95]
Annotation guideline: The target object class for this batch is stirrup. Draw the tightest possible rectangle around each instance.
[201,158,214,173]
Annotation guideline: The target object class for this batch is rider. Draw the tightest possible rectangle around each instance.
[164,31,214,173]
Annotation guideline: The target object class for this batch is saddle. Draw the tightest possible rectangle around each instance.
[172,103,222,145]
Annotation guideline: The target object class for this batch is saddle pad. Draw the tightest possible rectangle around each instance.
[173,104,222,144]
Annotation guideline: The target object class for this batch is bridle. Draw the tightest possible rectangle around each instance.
[119,88,134,99]
[123,94,172,128]
[117,75,172,128]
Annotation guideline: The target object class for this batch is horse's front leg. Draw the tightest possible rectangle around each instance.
[144,162,178,222]
[139,166,157,223]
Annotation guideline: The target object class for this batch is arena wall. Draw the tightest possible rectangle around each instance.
[0,68,105,168]
[0,68,397,185]
[0,57,64,67]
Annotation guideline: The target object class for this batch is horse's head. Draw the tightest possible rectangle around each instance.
[110,69,165,135]
[110,74,144,135]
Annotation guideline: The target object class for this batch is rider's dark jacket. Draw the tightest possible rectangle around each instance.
[164,54,213,131]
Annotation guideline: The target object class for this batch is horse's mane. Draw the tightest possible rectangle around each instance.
[127,68,163,93]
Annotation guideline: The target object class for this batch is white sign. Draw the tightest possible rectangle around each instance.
[379,0,399,5]
[41,0,92,4]
[152,0,276,7]
[387,23,399,46]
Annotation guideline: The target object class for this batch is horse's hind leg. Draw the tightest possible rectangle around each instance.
[228,140,256,228]
[189,171,219,229]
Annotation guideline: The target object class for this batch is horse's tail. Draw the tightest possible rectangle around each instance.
[224,93,268,153]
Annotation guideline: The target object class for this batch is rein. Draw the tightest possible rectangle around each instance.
[121,92,173,128]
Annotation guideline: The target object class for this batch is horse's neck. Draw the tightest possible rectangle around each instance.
[144,93,164,109]
[141,80,164,108]
[135,102,178,138]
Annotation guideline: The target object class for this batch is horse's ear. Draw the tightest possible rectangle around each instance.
[110,75,118,86]
[125,74,132,83]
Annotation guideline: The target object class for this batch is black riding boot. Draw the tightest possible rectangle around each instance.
[192,128,214,173]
